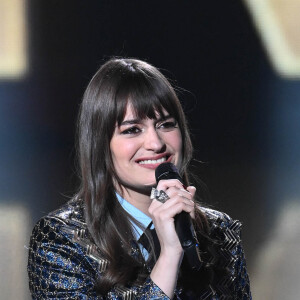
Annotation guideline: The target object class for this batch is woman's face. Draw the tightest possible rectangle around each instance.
[110,103,182,191]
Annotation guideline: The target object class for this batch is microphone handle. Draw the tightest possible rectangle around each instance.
[175,212,202,271]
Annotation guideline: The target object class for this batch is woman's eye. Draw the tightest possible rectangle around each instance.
[158,121,178,130]
[121,126,141,135]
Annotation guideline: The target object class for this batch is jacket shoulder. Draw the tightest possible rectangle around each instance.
[197,207,250,298]
[199,206,243,257]
[200,206,231,219]
[47,197,85,225]
[30,197,107,268]
[27,198,108,298]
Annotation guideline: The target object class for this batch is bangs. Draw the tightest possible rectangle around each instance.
[115,73,180,125]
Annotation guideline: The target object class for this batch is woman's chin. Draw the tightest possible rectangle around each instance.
[144,181,157,187]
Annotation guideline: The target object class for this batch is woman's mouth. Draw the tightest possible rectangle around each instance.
[138,156,167,165]
[136,154,172,168]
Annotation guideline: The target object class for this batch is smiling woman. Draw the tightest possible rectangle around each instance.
[110,105,182,201]
[27,58,251,299]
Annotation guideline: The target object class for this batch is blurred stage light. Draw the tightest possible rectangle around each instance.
[244,0,300,78]
[0,204,31,300]
[0,0,27,79]
[251,201,300,300]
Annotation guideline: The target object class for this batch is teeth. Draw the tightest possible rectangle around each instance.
[139,157,167,164]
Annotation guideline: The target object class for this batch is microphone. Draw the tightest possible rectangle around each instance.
[155,162,202,270]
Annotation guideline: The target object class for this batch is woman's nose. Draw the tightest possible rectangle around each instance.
[143,128,165,151]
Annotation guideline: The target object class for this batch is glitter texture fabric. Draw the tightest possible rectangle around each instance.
[27,198,251,299]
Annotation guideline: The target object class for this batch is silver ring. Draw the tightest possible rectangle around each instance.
[150,188,170,203]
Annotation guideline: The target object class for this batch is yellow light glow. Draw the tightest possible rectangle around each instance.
[251,201,300,299]
[0,0,27,78]
[0,204,31,299]
[244,0,300,78]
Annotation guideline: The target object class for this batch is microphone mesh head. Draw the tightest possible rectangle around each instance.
[155,162,181,183]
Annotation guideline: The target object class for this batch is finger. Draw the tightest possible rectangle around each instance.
[154,201,195,221]
[149,189,194,212]
[149,186,196,216]
[186,186,196,197]
[185,186,196,219]
[163,185,196,200]
[165,186,193,200]
[189,210,195,219]
[164,194,194,208]
[148,198,165,215]
[156,179,183,192]
[150,195,195,219]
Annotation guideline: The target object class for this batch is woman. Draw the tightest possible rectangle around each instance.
[27,58,251,299]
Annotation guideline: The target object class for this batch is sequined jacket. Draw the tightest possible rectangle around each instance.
[27,198,251,299]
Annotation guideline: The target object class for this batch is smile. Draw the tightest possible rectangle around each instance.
[138,157,167,165]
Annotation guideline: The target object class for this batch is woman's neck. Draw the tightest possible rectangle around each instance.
[120,187,152,217]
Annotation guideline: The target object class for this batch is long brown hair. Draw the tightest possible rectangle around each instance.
[76,58,207,292]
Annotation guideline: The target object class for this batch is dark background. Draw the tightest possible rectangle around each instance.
[1,1,300,298]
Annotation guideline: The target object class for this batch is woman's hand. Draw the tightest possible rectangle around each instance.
[148,179,196,298]
[148,179,196,256]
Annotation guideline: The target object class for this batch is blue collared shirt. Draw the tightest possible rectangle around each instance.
[116,192,153,259]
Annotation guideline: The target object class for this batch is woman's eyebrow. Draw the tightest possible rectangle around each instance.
[119,115,172,126]
[156,114,171,122]
[119,119,141,126]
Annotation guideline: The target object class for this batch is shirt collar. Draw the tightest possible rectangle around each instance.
[116,192,152,240]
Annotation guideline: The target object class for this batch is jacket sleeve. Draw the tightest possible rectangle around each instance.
[27,217,169,299]
[221,212,251,299]
[233,232,252,299]
[206,209,252,299]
